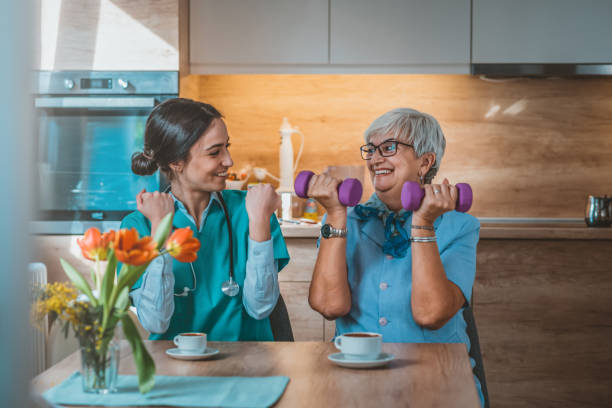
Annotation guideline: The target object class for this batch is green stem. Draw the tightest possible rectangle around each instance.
[95,259,102,294]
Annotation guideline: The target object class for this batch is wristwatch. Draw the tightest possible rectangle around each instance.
[321,223,347,239]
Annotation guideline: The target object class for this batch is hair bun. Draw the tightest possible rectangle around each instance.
[131,151,158,175]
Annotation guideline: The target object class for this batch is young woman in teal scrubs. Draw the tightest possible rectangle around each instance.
[122,98,289,341]
[307,108,484,406]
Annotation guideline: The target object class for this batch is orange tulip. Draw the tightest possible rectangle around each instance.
[166,228,201,263]
[77,228,115,261]
[113,228,158,266]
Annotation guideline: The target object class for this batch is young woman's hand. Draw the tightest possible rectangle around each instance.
[412,178,457,226]
[136,189,175,234]
[245,183,281,222]
[245,184,280,242]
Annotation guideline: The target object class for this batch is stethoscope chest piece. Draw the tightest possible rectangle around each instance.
[221,276,240,297]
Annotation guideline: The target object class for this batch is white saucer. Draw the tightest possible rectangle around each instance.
[328,352,395,368]
[165,347,219,361]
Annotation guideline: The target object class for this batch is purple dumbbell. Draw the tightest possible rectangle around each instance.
[401,181,473,213]
[294,170,363,207]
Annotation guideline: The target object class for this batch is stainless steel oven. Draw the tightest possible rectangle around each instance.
[32,71,178,234]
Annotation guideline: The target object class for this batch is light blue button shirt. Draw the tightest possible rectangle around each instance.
[320,207,484,407]
[129,192,279,334]
[323,208,479,342]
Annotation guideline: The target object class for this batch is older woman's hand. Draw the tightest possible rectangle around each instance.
[306,172,346,216]
[412,178,458,226]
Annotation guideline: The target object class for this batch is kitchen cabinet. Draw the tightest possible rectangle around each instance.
[330,0,470,68]
[37,0,180,71]
[472,0,612,63]
[188,0,470,73]
[189,0,328,66]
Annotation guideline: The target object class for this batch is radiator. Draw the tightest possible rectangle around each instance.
[29,262,47,377]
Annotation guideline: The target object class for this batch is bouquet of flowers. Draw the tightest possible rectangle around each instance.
[32,213,200,394]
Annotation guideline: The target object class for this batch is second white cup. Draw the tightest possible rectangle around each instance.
[334,332,382,360]
[173,332,207,353]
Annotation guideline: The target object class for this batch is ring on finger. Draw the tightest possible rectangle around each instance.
[433,189,441,194]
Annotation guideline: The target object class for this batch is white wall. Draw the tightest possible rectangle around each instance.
[0,0,34,406]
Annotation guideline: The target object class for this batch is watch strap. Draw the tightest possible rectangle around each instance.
[321,223,347,238]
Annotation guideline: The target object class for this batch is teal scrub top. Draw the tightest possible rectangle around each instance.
[120,190,290,341]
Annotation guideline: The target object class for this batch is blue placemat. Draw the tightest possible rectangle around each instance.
[43,371,290,408]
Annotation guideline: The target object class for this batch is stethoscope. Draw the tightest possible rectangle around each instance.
[168,189,239,297]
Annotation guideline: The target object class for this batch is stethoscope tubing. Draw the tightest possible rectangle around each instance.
[165,189,235,297]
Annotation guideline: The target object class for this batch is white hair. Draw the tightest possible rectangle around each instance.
[363,108,446,184]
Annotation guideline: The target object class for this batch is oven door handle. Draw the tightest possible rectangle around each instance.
[35,96,158,109]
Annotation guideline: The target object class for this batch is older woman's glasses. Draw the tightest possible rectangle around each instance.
[360,139,414,160]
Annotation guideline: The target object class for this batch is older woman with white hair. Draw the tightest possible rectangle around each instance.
[308,108,483,406]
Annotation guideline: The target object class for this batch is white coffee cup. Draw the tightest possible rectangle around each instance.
[334,332,382,360]
[173,332,207,353]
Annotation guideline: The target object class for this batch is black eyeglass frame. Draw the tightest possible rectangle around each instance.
[360,139,414,160]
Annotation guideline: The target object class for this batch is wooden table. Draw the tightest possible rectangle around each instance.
[33,341,481,407]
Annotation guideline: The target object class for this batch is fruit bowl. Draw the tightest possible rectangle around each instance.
[225,179,247,190]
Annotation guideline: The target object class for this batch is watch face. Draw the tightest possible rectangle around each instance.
[321,224,332,238]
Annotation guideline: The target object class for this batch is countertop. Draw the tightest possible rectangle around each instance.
[280,221,612,240]
[32,219,612,240]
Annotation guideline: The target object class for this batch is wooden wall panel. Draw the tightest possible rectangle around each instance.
[279,238,317,282]
[279,282,323,341]
[475,240,612,408]
[324,319,336,342]
[180,74,612,218]
[32,236,93,285]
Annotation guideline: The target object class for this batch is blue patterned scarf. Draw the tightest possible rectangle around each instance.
[354,194,412,258]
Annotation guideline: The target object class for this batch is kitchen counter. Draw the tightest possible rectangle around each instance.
[280,220,612,240]
[33,219,612,240]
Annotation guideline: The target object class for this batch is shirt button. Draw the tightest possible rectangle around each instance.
[379,317,388,326]
[379,282,388,290]
[386,255,393,260]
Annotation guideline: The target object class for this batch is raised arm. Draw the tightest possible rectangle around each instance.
[410,179,471,330]
[307,174,352,320]
[243,184,281,319]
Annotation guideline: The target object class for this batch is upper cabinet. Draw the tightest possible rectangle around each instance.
[330,0,470,67]
[473,0,612,63]
[37,0,180,71]
[190,0,328,66]
[189,0,470,73]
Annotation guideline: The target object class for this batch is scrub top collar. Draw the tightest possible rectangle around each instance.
[169,191,222,232]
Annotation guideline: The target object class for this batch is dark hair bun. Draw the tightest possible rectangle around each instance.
[131,151,158,176]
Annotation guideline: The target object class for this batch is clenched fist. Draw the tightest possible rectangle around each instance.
[137,189,174,231]
[306,172,344,217]
[245,184,280,242]
[245,183,280,221]
[412,178,457,226]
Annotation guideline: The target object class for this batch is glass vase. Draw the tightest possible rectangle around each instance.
[79,338,120,394]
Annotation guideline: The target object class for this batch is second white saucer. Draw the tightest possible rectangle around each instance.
[328,352,395,368]
[165,347,219,361]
